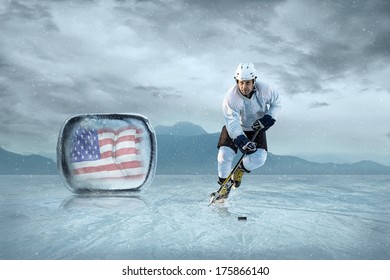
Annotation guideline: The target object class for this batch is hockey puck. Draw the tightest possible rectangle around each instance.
[237,216,247,221]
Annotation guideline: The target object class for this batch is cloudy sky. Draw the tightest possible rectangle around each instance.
[1,0,389,165]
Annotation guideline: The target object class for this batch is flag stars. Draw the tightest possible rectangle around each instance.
[70,128,101,163]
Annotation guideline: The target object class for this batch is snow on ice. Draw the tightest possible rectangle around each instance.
[1,174,389,259]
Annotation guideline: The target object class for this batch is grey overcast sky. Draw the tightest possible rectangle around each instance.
[1,0,390,164]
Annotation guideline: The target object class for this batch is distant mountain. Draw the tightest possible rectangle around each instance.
[155,123,390,175]
[154,121,208,136]
[156,133,220,174]
[0,148,57,175]
[1,122,389,175]
[261,155,390,175]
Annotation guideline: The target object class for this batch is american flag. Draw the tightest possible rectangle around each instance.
[69,126,145,181]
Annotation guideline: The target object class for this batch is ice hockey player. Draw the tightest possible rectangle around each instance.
[211,62,282,202]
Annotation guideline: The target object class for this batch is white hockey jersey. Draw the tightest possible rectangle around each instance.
[222,81,282,139]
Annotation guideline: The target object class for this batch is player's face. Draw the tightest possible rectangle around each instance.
[237,80,254,96]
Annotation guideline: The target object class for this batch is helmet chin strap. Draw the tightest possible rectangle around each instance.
[247,87,256,99]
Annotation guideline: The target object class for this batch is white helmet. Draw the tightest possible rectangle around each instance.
[234,63,257,81]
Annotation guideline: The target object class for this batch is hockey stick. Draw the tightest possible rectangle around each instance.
[209,124,264,205]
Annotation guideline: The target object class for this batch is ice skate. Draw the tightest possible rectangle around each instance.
[231,163,246,189]
[209,178,233,204]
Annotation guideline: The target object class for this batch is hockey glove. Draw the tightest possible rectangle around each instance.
[252,115,275,131]
[233,135,257,154]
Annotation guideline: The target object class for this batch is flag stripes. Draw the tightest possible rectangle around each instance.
[70,126,145,181]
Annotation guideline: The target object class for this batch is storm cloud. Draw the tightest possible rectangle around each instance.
[0,0,389,164]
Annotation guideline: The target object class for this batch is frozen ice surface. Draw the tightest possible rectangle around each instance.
[1,175,390,260]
